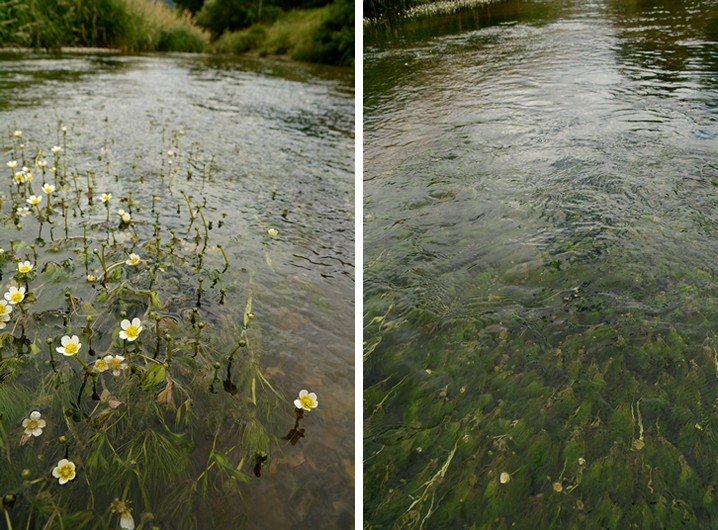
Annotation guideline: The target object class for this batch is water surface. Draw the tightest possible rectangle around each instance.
[364,0,718,527]
[0,52,354,529]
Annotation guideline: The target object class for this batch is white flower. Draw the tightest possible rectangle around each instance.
[104,355,128,376]
[17,261,33,273]
[119,318,143,341]
[50,167,56,173]
[578,457,586,466]
[16,207,30,217]
[24,172,32,181]
[26,195,41,205]
[14,172,25,184]
[13,131,21,137]
[553,481,563,492]
[87,274,97,282]
[56,335,81,356]
[51,146,62,153]
[0,300,12,321]
[22,411,46,437]
[111,499,134,530]
[268,228,278,236]
[294,389,318,411]
[93,357,108,373]
[52,459,76,485]
[167,150,174,156]
[117,209,126,216]
[7,161,17,169]
[126,254,141,266]
[500,472,511,484]
[120,511,135,530]
[121,212,131,223]
[42,183,55,193]
[4,286,25,305]
[61,126,67,132]
[38,160,46,167]
[100,193,112,202]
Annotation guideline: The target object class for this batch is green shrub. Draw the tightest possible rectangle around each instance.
[195,0,252,36]
[293,0,353,66]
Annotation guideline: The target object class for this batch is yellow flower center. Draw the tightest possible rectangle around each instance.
[26,419,40,430]
[96,360,106,369]
[300,395,314,409]
[125,326,139,338]
[64,343,78,355]
[19,265,30,272]
[57,464,74,480]
[10,293,22,303]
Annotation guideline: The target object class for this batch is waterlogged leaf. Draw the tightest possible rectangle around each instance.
[143,364,166,390]
[211,451,251,483]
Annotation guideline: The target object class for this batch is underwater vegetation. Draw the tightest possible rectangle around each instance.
[0,124,320,529]
[364,221,718,528]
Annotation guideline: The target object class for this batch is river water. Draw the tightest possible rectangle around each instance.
[0,52,354,529]
[364,0,718,527]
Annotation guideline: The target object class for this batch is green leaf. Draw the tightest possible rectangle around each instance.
[143,364,166,390]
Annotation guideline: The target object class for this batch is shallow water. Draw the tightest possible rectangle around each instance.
[0,52,354,529]
[364,0,718,527]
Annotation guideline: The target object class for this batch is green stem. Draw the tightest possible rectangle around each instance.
[73,353,90,371]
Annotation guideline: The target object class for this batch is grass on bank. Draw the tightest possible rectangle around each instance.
[0,0,209,52]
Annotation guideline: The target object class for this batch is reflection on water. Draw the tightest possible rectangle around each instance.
[365,0,718,527]
[0,52,354,529]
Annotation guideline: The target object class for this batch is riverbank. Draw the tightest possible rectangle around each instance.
[0,0,353,66]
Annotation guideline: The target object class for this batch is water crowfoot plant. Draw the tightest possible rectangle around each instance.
[0,117,335,529]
